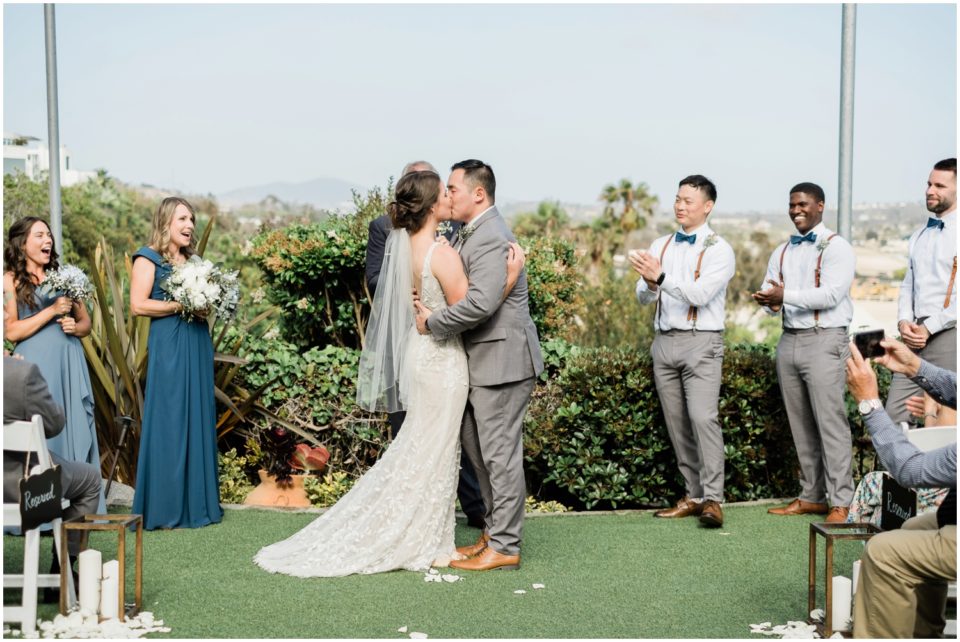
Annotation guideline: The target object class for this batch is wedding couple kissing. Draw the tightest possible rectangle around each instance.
[254,159,544,577]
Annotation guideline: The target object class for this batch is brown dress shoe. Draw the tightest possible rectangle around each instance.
[767,499,829,516]
[456,532,490,558]
[654,496,703,518]
[824,506,850,524]
[699,500,724,527]
[449,545,520,571]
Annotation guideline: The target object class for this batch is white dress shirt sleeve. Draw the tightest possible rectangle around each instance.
[759,245,783,316]
[897,231,919,323]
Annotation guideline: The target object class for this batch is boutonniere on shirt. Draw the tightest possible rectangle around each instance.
[457,225,476,244]
[703,234,719,248]
[816,236,832,252]
[436,221,453,237]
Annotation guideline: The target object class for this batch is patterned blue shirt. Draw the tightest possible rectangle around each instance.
[864,361,957,489]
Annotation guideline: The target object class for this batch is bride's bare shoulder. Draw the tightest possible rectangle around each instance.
[430,245,466,278]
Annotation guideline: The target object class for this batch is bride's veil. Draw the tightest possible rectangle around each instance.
[356,228,414,413]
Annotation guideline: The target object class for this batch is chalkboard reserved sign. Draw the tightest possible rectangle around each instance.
[18,466,63,531]
[880,474,917,531]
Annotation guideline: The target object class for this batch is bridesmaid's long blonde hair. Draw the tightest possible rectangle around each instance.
[148,197,197,262]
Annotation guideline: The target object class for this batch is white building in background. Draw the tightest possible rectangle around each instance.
[3,132,96,186]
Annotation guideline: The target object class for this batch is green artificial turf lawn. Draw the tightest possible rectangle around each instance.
[4,503,862,638]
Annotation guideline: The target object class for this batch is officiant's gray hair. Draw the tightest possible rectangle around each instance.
[401,160,437,177]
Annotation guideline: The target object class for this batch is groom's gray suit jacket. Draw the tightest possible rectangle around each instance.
[427,207,544,384]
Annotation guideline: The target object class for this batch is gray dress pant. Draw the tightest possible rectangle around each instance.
[885,327,957,424]
[460,376,536,556]
[651,331,725,502]
[776,327,854,507]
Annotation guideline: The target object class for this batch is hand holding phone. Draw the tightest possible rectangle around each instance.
[853,329,885,359]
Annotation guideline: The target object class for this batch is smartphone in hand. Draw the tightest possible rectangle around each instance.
[853,329,885,359]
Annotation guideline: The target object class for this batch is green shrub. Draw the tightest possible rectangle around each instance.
[518,235,583,342]
[304,471,356,507]
[524,344,799,510]
[218,448,257,504]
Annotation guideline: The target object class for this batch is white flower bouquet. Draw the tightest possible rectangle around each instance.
[41,264,94,302]
[160,255,240,322]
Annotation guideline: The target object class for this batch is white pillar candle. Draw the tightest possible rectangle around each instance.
[77,549,102,613]
[852,560,862,596]
[832,575,853,632]
[100,559,121,620]
[99,575,119,620]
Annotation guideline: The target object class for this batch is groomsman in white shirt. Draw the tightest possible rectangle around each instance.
[753,183,855,523]
[886,158,957,423]
[630,175,735,528]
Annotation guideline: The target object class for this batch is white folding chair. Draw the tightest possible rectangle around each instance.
[3,415,77,633]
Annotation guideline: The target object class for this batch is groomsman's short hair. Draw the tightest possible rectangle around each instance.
[401,160,437,177]
[452,159,496,203]
[678,174,717,203]
[933,158,957,175]
[790,182,825,204]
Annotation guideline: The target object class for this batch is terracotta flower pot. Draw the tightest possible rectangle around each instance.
[243,469,311,508]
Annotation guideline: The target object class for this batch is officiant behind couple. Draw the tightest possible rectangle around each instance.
[255,160,542,577]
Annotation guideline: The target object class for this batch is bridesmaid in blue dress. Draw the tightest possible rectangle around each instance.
[3,218,104,510]
[130,197,222,530]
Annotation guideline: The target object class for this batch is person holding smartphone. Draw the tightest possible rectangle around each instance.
[752,182,856,523]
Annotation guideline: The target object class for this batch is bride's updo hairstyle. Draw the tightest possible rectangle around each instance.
[388,170,441,234]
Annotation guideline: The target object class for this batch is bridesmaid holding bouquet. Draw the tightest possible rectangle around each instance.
[3,217,103,499]
[131,197,222,530]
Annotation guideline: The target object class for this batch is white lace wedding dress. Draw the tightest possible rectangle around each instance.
[254,243,469,577]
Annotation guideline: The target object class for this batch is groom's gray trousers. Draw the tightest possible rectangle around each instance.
[460,377,536,557]
[652,330,725,502]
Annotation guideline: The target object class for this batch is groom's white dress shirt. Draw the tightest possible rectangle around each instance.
[898,209,957,334]
[635,222,735,332]
[759,222,855,330]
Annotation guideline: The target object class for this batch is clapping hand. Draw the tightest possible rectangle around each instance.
[628,250,661,286]
[898,320,930,350]
[751,280,784,310]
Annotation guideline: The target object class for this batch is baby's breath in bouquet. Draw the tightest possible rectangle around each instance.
[161,256,241,323]
[41,264,94,302]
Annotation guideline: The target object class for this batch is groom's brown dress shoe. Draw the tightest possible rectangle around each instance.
[767,499,829,516]
[654,496,703,518]
[449,546,520,571]
[699,500,724,527]
[456,532,490,558]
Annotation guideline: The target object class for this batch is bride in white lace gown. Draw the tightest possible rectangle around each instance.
[254,170,521,577]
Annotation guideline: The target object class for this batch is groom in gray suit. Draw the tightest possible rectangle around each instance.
[415,159,543,571]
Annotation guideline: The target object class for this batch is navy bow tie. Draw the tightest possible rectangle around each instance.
[790,231,817,245]
[675,231,696,245]
[927,217,945,231]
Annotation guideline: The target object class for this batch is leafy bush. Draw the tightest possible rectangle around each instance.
[524,344,801,510]
[304,471,356,507]
[518,235,583,342]
[218,448,257,504]
[250,186,388,349]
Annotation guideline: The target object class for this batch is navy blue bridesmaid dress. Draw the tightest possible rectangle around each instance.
[131,247,222,530]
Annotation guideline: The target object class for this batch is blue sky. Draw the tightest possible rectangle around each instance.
[3,3,956,212]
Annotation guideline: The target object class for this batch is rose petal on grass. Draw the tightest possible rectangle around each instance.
[532,583,545,589]
[398,626,408,633]
[409,633,428,639]
[513,590,526,595]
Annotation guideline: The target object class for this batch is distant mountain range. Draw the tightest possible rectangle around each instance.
[217,177,367,210]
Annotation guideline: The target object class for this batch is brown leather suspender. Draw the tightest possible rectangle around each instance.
[655,235,673,331]
[778,233,838,326]
[945,256,958,309]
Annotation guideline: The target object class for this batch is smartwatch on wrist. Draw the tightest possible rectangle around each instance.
[656,272,666,286]
[858,399,883,416]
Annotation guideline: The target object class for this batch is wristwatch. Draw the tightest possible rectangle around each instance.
[858,399,883,415]
[656,272,666,286]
